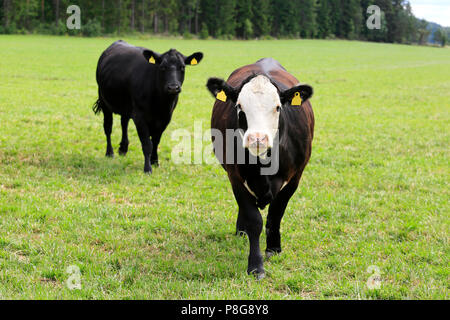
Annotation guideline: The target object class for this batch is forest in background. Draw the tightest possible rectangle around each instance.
[1,0,448,45]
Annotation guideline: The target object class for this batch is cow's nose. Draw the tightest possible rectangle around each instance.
[166,84,181,94]
[246,133,269,148]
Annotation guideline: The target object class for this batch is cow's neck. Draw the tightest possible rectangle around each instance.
[150,92,179,118]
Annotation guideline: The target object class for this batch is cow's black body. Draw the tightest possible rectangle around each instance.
[94,40,202,173]
[208,58,314,278]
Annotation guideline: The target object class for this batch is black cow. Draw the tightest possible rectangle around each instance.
[94,40,203,173]
[206,58,314,278]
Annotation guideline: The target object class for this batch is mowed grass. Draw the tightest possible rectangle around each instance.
[0,35,448,300]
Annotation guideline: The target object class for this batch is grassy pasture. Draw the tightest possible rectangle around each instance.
[0,35,448,299]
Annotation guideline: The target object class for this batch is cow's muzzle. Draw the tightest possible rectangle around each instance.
[245,133,270,157]
[166,84,181,94]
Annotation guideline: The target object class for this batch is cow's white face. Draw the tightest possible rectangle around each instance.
[207,74,314,158]
[237,75,281,157]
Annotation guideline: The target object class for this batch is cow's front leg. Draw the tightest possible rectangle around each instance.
[231,179,265,279]
[134,120,153,174]
[266,177,299,259]
[150,132,162,166]
[235,209,246,236]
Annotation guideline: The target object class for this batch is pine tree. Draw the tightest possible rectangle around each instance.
[316,0,332,38]
[252,0,270,37]
[271,0,297,37]
[329,0,343,38]
[0,0,431,45]
[235,0,252,38]
[218,0,236,38]
[298,0,317,38]
[341,0,360,39]
[200,0,218,37]
[2,0,11,29]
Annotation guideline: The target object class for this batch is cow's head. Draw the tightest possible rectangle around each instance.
[143,49,203,95]
[207,75,313,157]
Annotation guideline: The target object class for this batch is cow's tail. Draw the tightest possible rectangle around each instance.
[92,98,103,115]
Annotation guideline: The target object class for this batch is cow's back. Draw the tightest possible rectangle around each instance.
[96,40,151,114]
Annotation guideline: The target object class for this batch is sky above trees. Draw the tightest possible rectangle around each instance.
[408,0,450,26]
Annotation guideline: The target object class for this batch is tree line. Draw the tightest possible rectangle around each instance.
[1,0,448,45]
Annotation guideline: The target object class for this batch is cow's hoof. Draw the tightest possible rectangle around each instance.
[143,162,153,174]
[247,256,265,280]
[151,160,159,167]
[248,268,265,280]
[119,142,128,156]
[106,153,114,158]
[265,248,282,260]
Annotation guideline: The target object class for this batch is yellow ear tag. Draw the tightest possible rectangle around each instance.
[149,56,156,64]
[191,58,198,65]
[216,90,227,102]
[291,92,302,106]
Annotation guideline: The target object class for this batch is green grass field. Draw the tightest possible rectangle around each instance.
[0,35,448,299]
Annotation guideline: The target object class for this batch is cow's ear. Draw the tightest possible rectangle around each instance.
[143,50,162,65]
[280,84,313,106]
[185,52,203,66]
[206,78,238,103]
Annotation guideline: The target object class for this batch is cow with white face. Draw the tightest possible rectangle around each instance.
[206,58,315,279]
[237,75,281,157]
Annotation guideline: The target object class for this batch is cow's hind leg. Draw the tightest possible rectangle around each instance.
[103,108,114,158]
[119,115,130,156]
[265,177,300,259]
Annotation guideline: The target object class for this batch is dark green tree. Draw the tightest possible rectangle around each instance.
[316,0,332,38]
[417,19,430,45]
[297,0,317,38]
[340,0,361,39]
[0,0,432,45]
[200,0,217,37]
[252,0,270,37]
[235,0,252,38]
[217,0,236,38]
[433,28,447,47]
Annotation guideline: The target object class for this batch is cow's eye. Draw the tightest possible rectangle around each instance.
[236,104,242,111]
[238,109,248,131]
[276,106,281,112]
